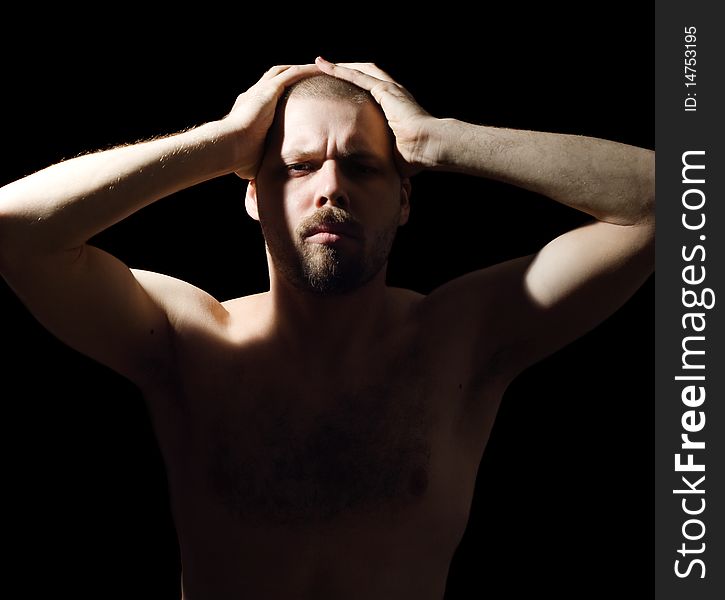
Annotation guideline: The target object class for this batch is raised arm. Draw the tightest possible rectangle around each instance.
[316,58,654,379]
[0,64,320,387]
[423,122,654,374]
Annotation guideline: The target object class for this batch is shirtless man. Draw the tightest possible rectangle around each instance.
[0,58,655,599]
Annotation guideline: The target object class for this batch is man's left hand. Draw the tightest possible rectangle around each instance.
[315,57,440,177]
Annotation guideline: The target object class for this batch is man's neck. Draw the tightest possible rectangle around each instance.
[266,268,393,356]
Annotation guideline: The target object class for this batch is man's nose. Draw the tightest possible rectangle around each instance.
[314,160,350,210]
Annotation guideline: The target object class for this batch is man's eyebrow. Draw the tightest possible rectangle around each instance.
[279,149,319,162]
[339,149,383,162]
[279,148,384,163]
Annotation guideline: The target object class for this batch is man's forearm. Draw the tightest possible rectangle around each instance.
[0,120,238,259]
[430,119,655,226]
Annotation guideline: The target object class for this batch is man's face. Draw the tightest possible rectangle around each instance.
[250,96,410,295]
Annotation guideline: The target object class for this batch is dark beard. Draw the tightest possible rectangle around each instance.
[296,243,364,295]
[262,211,398,296]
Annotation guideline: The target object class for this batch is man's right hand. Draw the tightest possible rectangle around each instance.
[223,64,321,180]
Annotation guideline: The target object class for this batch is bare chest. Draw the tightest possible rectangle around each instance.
[147,322,504,536]
[195,344,440,527]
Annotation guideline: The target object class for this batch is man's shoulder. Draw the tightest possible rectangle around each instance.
[388,285,426,304]
[221,291,272,335]
[222,290,270,312]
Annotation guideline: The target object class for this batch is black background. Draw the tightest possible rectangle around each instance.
[2,7,652,599]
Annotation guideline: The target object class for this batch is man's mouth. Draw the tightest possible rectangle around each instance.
[304,222,362,244]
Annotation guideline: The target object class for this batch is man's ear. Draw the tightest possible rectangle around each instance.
[245,180,260,221]
[399,178,412,226]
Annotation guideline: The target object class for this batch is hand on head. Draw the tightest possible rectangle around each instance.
[314,58,437,177]
[226,59,438,180]
[224,64,320,180]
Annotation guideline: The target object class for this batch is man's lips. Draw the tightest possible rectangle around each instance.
[304,222,362,243]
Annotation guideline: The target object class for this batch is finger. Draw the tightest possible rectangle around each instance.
[315,57,407,108]
[334,62,414,97]
[315,57,386,92]
[259,63,319,84]
[334,62,396,84]
[260,65,294,80]
[271,63,321,87]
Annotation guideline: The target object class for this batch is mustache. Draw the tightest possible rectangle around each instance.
[299,209,363,238]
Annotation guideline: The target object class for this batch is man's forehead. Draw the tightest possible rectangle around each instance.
[274,97,391,157]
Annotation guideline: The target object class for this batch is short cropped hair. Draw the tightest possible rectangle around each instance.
[282,73,373,105]
[271,73,395,156]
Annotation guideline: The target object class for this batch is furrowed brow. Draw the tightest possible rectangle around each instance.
[339,149,382,162]
[279,149,320,163]
[279,147,385,164]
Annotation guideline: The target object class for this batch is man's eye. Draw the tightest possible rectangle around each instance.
[287,163,311,174]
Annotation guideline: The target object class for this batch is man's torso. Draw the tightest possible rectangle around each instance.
[142,288,511,599]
